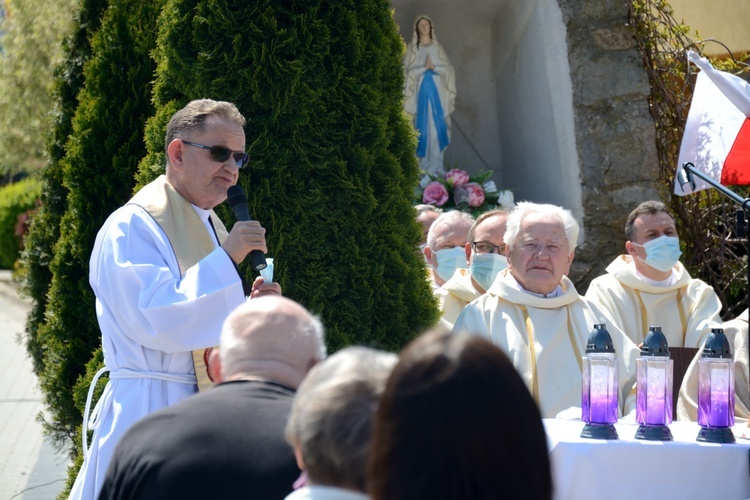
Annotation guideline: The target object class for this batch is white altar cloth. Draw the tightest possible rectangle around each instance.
[544,419,750,500]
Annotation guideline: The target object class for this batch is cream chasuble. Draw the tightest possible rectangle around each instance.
[586,255,721,348]
[454,273,638,418]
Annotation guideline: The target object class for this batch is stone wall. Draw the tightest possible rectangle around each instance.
[557,0,659,287]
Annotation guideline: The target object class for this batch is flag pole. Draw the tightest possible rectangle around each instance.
[678,162,750,392]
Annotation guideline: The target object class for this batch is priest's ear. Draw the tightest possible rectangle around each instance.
[166,138,186,171]
[423,246,438,268]
[625,241,638,258]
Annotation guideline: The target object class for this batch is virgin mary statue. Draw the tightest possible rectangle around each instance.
[403,15,457,179]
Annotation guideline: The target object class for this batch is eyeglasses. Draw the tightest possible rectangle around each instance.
[472,241,506,254]
[181,139,249,169]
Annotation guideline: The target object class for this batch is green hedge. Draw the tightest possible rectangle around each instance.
[0,177,41,269]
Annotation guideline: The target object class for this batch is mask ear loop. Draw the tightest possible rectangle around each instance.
[628,240,653,268]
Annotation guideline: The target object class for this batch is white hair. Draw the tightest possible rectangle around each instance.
[503,201,579,252]
[285,347,398,490]
[426,210,475,249]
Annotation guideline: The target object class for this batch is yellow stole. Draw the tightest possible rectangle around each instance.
[633,288,688,344]
[517,304,582,408]
[128,175,228,392]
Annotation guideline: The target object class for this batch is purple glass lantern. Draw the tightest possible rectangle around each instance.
[697,328,736,443]
[635,326,673,441]
[581,324,619,440]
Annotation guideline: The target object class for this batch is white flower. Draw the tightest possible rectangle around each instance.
[497,190,515,209]
[482,180,498,193]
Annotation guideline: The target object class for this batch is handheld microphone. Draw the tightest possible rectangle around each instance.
[226,185,267,271]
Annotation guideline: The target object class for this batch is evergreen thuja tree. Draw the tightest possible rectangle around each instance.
[27,1,166,479]
[21,0,107,397]
[138,0,438,353]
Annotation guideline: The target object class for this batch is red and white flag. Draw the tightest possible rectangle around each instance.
[675,50,750,195]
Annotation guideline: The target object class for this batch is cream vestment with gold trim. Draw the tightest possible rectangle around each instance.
[586,255,721,347]
[454,273,638,419]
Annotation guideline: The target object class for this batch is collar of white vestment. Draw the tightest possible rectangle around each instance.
[507,272,564,298]
[630,260,678,287]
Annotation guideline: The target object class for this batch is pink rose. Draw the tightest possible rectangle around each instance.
[444,169,470,187]
[464,182,485,207]
[422,181,449,206]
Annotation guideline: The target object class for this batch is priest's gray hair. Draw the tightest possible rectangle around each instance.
[426,210,475,250]
[624,200,670,242]
[467,209,510,243]
[165,98,246,158]
[285,347,397,492]
[504,201,579,253]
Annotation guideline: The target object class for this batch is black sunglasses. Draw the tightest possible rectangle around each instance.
[181,139,249,169]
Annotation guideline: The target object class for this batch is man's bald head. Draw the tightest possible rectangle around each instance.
[217,296,326,389]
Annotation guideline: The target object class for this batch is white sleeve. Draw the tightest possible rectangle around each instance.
[90,206,245,353]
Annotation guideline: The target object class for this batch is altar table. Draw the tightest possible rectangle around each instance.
[544,419,750,500]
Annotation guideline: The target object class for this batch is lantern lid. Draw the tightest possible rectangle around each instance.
[586,324,616,354]
[701,328,732,359]
[641,326,670,357]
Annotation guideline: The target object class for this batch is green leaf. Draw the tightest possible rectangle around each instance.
[469,170,494,184]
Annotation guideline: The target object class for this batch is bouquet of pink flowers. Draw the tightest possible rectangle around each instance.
[415,168,514,216]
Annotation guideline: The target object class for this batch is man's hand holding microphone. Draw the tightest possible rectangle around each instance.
[223,184,280,298]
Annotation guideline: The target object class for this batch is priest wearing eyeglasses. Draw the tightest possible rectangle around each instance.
[69,99,280,499]
[434,210,509,329]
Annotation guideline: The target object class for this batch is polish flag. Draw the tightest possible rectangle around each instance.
[675,50,750,195]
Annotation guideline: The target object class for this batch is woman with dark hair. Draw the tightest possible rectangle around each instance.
[368,330,552,500]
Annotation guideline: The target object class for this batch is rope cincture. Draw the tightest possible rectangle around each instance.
[81,367,196,457]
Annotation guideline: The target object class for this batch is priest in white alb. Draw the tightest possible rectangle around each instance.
[69,99,280,499]
[453,202,638,418]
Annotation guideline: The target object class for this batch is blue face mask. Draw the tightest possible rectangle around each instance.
[470,252,508,292]
[433,246,468,282]
[633,235,682,272]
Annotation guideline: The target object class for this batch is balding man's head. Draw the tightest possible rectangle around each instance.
[217,296,326,389]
